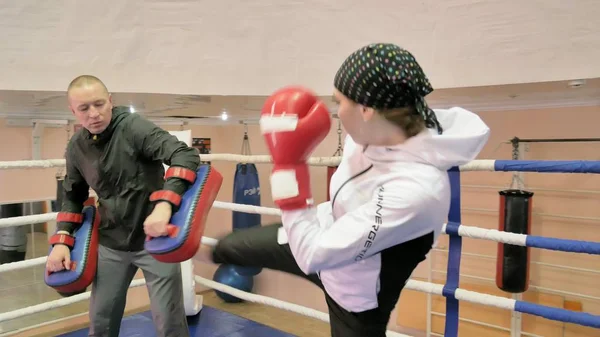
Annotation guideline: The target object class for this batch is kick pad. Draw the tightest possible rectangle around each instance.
[44,206,99,295]
[145,165,223,263]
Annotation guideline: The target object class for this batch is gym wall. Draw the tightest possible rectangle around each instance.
[0,104,599,336]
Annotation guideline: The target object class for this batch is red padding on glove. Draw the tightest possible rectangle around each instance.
[150,190,182,207]
[49,233,75,248]
[166,167,197,184]
[56,212,84,223]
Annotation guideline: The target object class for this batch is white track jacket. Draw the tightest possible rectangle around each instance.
[279,107,490,312]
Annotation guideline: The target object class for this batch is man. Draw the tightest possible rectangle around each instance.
[46,75,200,337]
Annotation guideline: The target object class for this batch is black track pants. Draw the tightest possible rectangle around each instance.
[212,223,433,337]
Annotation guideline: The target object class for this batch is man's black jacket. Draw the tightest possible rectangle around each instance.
[57,106,200,251]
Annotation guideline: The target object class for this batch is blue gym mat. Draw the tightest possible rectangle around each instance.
[58,306,297,337]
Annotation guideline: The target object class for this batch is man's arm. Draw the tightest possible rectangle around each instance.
[128,114,201,197]
[56,149,90,234]
[281,180,437,274]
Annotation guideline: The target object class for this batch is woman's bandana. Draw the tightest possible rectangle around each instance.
[334,43,442,134]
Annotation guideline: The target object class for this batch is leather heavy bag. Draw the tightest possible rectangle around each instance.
[232,163,261,231]
[145,165,223,263]
[496,189,533,293]
[0,203,27,264]
[231,163,262,276]
[44,206,99,296]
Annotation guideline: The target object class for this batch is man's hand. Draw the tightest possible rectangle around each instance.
[144,202,172,237]
[47,244,71,272]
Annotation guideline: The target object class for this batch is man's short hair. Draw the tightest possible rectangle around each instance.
[67,75,108,95]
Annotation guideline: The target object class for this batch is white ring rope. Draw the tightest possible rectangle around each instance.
[0,240,585,331]
[0,154,596,333]
[0,206,595,333]
[0,159,66,169]
[213,200,282,216]
[0,279,147,323]
[442,223,526,246]
[0,201,564,252]
[0,235,221,274]
[0,256,47,273]
[0,213,57,229]
[196,276,329,321]
[0,155,497,171]
[193,275,410,337]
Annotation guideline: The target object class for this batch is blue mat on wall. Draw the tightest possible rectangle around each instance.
[58,306,297,337]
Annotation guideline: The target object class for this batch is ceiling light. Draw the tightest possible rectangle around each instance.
[221,110,228,121]
[568,79,586,88]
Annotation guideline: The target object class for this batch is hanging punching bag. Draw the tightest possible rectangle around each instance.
[55,177,64,212]
[327,119,342,201]
[496,189,533,293]
[214,131,260,303]
[230,162,262,276]
[232,163,261,231]
[0,203,27,264]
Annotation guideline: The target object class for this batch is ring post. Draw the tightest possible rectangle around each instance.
[443,167,462,337]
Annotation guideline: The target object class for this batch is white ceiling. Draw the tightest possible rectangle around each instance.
[0,78,598,125]
[1,1,599,95]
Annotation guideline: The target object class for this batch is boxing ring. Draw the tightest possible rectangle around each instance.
[0,155,599,337]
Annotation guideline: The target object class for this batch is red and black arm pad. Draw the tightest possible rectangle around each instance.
[51,212,85,249]
[56,207,84,235]
[150,166,197,211]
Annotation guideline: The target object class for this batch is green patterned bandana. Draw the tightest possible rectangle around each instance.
[334,43,442,134]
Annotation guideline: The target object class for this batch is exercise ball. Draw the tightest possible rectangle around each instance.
[212,264,254,303]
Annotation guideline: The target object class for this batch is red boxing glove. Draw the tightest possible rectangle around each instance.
[259,86,332,210]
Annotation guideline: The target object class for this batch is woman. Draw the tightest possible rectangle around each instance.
[211,43,490,336]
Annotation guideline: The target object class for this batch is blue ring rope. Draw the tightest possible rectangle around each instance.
[443,159,600,334]
[525,234,600,254]
[446,224,600,255]
[514,301,600,328]
[493,159,600,173]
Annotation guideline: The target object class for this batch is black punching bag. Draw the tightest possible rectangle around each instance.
[55,176,64,212]
[496,189,533,293]
[0,203,26,264]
